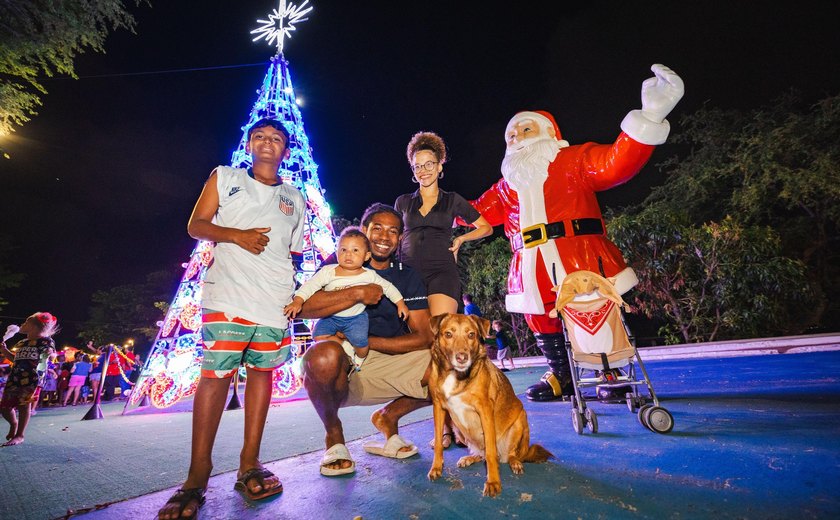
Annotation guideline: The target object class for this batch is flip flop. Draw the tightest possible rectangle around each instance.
[363,434,419,459]
[234,467,283,500]
[320,443,356,476]
[160,487,205,520]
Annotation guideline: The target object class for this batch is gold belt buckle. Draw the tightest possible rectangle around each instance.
[521,223,548,248]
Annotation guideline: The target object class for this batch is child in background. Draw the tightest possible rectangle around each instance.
[57,355,72,406]
[0,312,59,445]
[284,227,410,370]
[492,320,516,372]
[40,354,59,406]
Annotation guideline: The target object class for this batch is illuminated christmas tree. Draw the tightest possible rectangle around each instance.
[125,0,334,410]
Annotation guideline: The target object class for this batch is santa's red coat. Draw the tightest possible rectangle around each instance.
[470,132,654,333]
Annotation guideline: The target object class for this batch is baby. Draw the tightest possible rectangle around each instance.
[284,227,409,369]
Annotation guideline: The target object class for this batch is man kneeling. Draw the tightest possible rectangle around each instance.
[299,203,433,475]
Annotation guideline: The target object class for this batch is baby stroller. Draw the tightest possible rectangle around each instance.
[554,270,674,435]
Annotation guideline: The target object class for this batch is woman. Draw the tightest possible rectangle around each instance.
[63,354,92,406]
[0,312,59,446]
[395,132,491,451]
[394,131,492,317]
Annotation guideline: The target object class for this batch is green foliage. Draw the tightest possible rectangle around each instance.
[460,236,536,355]
[609,209,811,344]
[648,92,840,327]
[77,269,175,346]
[0,0,143,134]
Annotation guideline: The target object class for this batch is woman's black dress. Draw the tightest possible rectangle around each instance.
[394,189,480,300]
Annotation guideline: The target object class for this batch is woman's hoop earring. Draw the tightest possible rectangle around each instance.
[438,171,445,180]
[411,175,419,184]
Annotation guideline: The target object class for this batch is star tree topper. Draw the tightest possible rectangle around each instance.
[251,0,313,54]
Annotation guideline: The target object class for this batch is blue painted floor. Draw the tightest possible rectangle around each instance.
[67,351,840,519]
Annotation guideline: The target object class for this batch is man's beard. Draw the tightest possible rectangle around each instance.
[501,137,562,192]
[370,251,392,262]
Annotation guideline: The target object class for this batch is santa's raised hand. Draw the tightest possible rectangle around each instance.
[641,64,684,124]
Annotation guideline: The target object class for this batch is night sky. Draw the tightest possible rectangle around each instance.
[1,1,838,345]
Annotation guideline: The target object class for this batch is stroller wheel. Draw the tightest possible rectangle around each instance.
[646,406,674,434]
[626,394,637,413]
[585,407,598,434]
[638,404,654,429]
[571,409,584,435]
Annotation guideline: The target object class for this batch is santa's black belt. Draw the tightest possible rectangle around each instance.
[511,218,604,251]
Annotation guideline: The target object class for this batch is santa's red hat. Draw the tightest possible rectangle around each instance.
[506,110,563,141]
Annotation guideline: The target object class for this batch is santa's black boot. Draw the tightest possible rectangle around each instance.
[525,333,573,401]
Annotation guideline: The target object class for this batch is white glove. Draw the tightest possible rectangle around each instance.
[640,64,684,124]
[3,324,19,342]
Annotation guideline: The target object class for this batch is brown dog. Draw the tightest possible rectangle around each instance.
[427,314,553,497]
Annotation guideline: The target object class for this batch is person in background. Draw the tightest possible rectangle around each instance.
[462,294,482,317]
[88,346,103,401]
[39,354,59,406]
[102,346,122,401]
[118,345,137,398]
[64,354,92,406]
[129,355,143,385]
[0,312,59,446]
[57,354,73,406]
[491,320,516,372]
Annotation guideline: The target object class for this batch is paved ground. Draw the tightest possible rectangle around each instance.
[1,347,839,519]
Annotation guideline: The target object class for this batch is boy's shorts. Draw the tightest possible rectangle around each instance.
[201,309,292,378]
[313,313,369,347]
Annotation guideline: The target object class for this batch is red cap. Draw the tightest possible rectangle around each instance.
[507,111,563,141]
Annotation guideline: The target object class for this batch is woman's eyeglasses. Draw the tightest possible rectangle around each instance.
[412,161,439,173]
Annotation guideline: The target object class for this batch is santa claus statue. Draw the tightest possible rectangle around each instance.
[469,64,684,401]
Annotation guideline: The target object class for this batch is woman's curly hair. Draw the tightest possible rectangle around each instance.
[406,131,447,165]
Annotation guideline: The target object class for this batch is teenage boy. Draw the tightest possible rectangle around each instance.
[159,118,305,520]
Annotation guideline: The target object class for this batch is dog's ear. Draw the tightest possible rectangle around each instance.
[429,313,448,335]
[467,315,492,339]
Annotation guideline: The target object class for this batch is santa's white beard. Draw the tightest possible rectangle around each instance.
[501,137,562,192]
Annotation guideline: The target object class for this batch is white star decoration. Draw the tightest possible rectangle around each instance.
[251,0,313,54]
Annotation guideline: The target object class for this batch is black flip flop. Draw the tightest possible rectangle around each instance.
[234,467,283,500]
[161,487,205,520]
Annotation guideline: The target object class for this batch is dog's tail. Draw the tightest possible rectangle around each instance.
[523,443,554,463]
